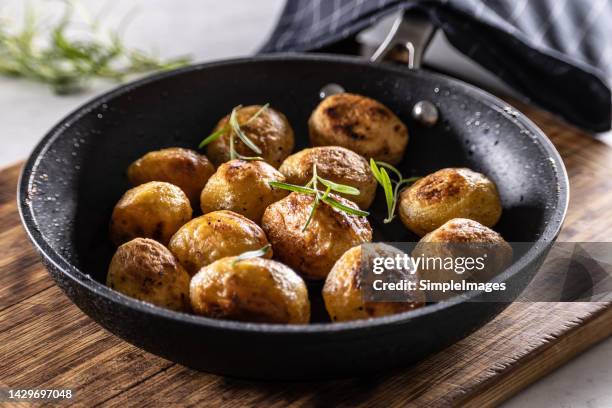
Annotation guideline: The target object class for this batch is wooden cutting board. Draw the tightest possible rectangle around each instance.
[1,103,611,407]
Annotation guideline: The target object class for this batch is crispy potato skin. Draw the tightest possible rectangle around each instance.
[262,192,372,280]
[200,159,289,224]
[127,147,215,207]
[168,210,271,276]
[414,218,513,291]
[206,105,294,168]
[323,244,425,322]
[190,257,310,324]
[279,146,377,209]
[110,181,192,246]
[107,238,191,312]
[308,93,408,165]
[399,168,502,236]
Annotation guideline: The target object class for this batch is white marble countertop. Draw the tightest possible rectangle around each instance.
[1,1,610,406]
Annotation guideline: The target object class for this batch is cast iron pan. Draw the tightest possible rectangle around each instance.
[18,54,568,380]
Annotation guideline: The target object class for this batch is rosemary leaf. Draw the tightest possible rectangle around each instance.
[379,168,395,222]
[375,161,403,181]
[302,195,320,232]
[370,159,383,183]
[245,103,269,124]
[268,181,318,195]
[229,107,262,154]
[321,195,369,217]
[198,125,228,149]
[317,177,360,196]
[232,244,271,266]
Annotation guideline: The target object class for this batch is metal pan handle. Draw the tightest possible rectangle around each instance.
[369,10,435,69]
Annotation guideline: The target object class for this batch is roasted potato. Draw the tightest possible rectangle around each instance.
[279,146,377,209]
[309,93,408,165]
[206,105,294,168]
[323,244,425,322]
[110,181,192,246]
[200,159,289,223]
[413,218,513,296]
[190,256,310,324]
[107,238,191,312]
[399,168,502,236]
[262,192,372,280]
[168,210,271,276]
[127,147,215,207]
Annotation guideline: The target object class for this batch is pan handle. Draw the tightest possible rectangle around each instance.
[369,9,435,69]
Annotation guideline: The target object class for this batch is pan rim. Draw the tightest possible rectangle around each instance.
[17,53,569,335]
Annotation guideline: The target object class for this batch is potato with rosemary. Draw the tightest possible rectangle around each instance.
[110,181,192,246]
[309,93,408,165]
[168,210,271,276]
[127,147,215,207]
[399,168,502,236]
[190,254,310,324]
[107,238,191,312]
[205,105,294,168]
[200,159,288,223]
[323,244,425,322]
[279,146,377,209]
[262,192,372,280]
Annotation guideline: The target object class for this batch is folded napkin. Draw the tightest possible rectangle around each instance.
[261,0,612,132]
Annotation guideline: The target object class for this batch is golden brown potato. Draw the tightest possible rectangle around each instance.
[127,147,215,207]
[309,93,408,165]
[262,192,372,280]
[399,168,502,237]
[323,244,425,322]
[168,210,271,276]
[279,146,377,209]
[190,256,310,324]
[413,218,513,297]
[200,159,289,223]
[110,181,192,246]
[107,238,191,312]
[206,105,294,168]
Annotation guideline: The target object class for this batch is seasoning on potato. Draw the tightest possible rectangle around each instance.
[206,105,294,168]
[107,238,191,312]
[323,244,425,322]
[168,210,271,276]
[190,255,310,324]
[110,181,192,246]
[127,147,215,207]
[413,218,513,299]
[262,192,372,280]
[399,168,502,236]
[200,159,289,223]
[279,146,377,209]
[309,93,408,165]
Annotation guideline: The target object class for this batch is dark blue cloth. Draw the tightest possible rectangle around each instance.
[261,0,612,132]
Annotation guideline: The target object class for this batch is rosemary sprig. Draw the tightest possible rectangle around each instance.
[0,1,190,94]
[232,244,271,266]
[370,159,420,223]
[269,163,369,231]
[198,104,269,162]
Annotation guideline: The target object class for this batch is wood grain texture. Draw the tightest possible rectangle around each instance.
[0,103,611,408]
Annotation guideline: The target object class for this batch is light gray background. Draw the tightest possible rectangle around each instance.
[0,1,610,406]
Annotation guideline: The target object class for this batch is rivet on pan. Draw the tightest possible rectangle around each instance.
[412,100,439,127]
[319,83,345,100]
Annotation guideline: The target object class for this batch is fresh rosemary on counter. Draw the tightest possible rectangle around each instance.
[269,163,369,231]
[370,159,419,223]
[0,2,190,94]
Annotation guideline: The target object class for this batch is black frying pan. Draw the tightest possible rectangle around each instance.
[18,54,568,380]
